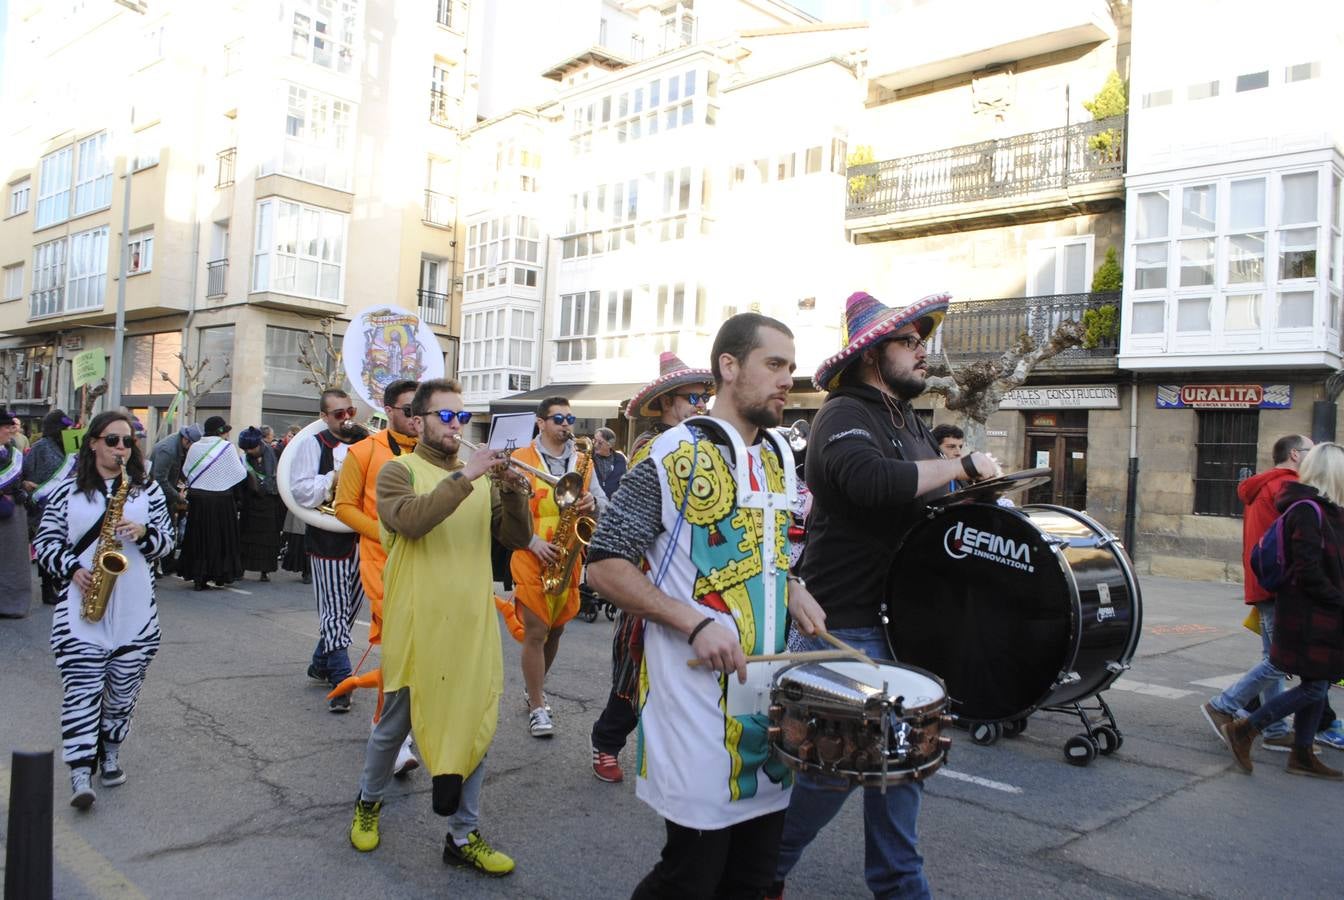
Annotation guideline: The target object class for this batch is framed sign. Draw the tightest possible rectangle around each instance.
[1156,384,1291,409]
[341,306,445,410]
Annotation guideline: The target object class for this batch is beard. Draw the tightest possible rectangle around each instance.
[427,429,460,456]
[878,353,927,401]
[741,396,784,431]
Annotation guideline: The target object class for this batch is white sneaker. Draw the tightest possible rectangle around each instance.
[393,737,420,778]
[529,707,555,738]
[522,690,551,713]
[70,769,96,810]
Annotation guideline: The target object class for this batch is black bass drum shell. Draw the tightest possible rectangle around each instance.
[885,502,1140,723]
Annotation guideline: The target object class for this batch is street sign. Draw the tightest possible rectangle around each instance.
[72,349,106,388]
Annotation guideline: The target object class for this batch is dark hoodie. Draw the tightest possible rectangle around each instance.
[1237,466,1298,602]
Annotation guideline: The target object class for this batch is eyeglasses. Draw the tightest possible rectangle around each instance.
[431,409,472,425]
[546,414,577,426]
[886,334,928,352]
[396,405,414,417]
[325,406,358,420]
[100,434,133,448]
[675,392,709,406]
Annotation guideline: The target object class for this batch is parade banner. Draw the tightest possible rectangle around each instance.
[71,349,106,388]
[1155,384,1292,409]
[341,306,444,410]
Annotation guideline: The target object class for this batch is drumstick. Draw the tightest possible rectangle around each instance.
[686,650,859,668]
[815,630,878,667]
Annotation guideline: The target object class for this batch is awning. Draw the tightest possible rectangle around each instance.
[489,382,647,420]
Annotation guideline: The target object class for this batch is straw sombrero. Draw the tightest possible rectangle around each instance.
[626,352,714,419]
[813,291,950,391]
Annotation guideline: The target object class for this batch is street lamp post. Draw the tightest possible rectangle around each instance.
[106,0,146,410]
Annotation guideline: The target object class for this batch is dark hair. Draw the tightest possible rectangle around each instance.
[932,424,964,444]
[410,378,464,416]
[1272,434,1311,464]
[536,396,570,419]
[76,411,146,497]
[41,409,70,442]
[382,379,419,408]
[595,426,616,443]
[710,313,793,387]
[320,389,351,413]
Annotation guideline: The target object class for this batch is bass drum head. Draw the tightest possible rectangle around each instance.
[885,504,1071,723]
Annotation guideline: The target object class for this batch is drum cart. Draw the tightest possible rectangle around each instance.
[578,582,617,623]
[965,689,1125,767]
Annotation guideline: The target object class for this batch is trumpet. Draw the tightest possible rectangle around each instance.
[456,437,584,504]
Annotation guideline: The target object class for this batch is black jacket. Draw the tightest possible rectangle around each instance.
[798,383,948,630]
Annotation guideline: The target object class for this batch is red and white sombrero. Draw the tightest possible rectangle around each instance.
[813,291,951,391]
[626,352,714,419]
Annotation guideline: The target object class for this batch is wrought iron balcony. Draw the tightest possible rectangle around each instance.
[424,190,454,227]
[216,148,236,189]
[417,288,449,326]
[429,89,457,129]
[206,259,228,298]
[929,290,1120,367]
[847,116,1125,220]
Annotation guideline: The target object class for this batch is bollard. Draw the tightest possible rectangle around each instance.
[4,750,54,900]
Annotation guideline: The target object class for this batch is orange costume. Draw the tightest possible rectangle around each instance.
[334,428,418,644]
[507,440,593,630]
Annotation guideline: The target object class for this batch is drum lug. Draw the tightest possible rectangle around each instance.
[767,725,781,745]
[1105,661,1130,674]
[767,704,784,723]
[1056,671,1082,686]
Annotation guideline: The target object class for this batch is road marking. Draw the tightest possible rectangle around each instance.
[1191,674,1241,690]
[224,587,252,595]
[0,766,149,899]
[1147,624,1219,636]
[1111,678,1196,699]
[938,768,1024,794]
[355,619,370,629]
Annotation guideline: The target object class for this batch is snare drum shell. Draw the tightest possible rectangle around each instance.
[885,503,1140,723]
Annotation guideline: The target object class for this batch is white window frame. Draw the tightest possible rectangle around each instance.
[8,178,31,217]
[557,291,599,362]
[133,128,160,171]
[290,0,358,75]
[2,263,23,301]
[30,238,67,318]
[277,84,354,190]
[128,230,154,275]
[251,199,347,303]
[36,146,73,229]
[72,132,112,218]
[1027,236,1094,297]
[66,225,109,312]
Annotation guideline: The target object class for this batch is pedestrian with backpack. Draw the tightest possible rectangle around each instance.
[1201,434,1312,750]
[1222,442,1344,779]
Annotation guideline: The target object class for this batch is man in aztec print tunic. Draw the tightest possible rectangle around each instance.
[589,313,826,898]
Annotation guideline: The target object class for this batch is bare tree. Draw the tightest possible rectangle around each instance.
[924,320,1086,448]
[297,317,346,392]
[80,380,109,424]
[158,352,232,423]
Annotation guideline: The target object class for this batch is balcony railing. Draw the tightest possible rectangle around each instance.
[216,148,236,188]
[424,190,454,227]
[929,291,1120,366]
[429,89,458,128]
[206,259,228,298]
[417,288,449,326]
[847,116,1126,219]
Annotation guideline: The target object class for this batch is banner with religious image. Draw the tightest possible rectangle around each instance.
[341,306,445,410]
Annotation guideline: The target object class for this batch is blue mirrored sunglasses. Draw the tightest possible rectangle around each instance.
[675,392,709,406]
[547,413,577,425]
[431,409,472,425]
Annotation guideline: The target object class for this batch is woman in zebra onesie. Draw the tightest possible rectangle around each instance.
[34,411,175,810]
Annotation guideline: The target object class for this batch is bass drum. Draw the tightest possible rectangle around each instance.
[885,503,1141,724]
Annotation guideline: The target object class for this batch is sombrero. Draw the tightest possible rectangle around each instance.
[813,291,951,391]
[626,352,714,419]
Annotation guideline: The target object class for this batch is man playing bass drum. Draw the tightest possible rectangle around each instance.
[770,291,999,900]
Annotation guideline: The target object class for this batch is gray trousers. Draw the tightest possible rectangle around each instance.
[358,687,485,840]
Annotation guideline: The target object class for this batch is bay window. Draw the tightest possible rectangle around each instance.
[252,199,346,303]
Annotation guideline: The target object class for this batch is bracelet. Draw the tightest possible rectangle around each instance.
[687,616,715,645]
[961,455,979,480]
[787,574,806,589]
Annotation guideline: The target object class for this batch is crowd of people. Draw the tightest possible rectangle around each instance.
[3,289,1343,897]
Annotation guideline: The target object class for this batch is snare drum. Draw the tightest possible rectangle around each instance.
[767,660,951,786]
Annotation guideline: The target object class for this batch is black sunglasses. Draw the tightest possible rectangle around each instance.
[100,434,134,448]
[396,405,414,417]
[886,334,928,351]
[675,392,709,406]
[430,409,472,425]
[546,414,577,426]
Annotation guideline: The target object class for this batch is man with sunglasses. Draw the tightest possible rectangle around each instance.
[348,377,531,875]
[507,397,605,738]
[334,379,421,770]
[289,389,371,712]
[589,351,712,783]
[768,292,1000,900]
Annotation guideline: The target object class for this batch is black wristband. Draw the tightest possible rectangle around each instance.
[961,455,979,480]
[688,616,715,645]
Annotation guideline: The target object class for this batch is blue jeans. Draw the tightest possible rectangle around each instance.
[1248,678,1329,750]
[311,639,352,687]
[775,626,931,900]
[1210,601,1289,738]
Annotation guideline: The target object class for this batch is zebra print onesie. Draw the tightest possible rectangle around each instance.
[34,475,174,772]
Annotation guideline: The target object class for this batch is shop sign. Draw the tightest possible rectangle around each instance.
[1156,384,1292,409]
[999,384,1119,409]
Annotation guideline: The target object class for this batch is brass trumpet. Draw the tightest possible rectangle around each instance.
[456,436,584,503]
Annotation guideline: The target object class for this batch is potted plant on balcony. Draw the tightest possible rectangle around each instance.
[847,144,878,206]
[1082,246,1122,349]
[1083,72,1127,165]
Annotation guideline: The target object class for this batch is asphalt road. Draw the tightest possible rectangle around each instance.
[2,568,1341,899]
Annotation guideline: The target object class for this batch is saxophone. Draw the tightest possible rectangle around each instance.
[541,437,597,595]
[82,459,131,623]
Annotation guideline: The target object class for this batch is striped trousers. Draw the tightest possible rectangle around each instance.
[311,548,365,683]
[52,617,160,771]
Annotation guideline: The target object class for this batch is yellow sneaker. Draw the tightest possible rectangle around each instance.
[349,797,381,852]
[442,830,515,877]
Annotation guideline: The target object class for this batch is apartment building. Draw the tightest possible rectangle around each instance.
[0,0,468,435]
[1116,0,1344,579]
[844,0,1131,524]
